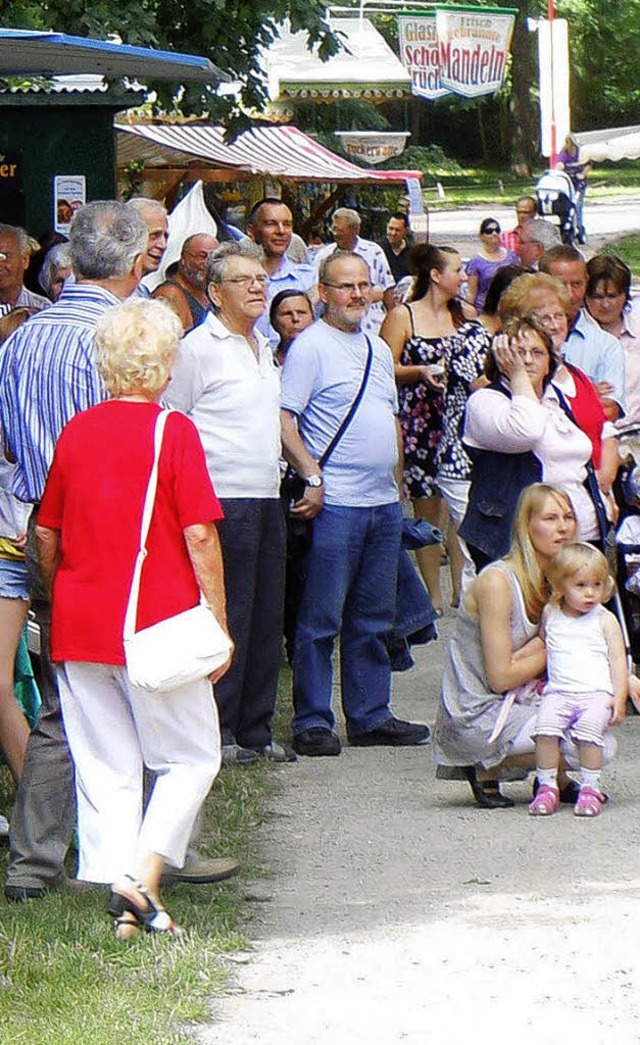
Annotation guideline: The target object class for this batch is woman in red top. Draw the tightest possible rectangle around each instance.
[36,298,233,939]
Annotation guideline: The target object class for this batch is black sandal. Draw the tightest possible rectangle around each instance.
[107,875,182,936]
[464,767,515,809]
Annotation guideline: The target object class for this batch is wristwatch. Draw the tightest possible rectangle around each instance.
[305,475,324,488]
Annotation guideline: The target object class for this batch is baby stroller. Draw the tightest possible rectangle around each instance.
[535,169,580,245]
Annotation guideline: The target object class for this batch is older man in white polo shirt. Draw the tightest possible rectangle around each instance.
[167,241,293,765]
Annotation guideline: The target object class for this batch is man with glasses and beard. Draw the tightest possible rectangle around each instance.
[280,250,430,757]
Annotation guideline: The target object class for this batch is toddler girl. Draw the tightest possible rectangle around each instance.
[529,542,627,817]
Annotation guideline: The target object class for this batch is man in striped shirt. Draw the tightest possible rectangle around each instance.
[0,201,148,901]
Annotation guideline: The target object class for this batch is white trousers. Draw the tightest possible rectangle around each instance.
[436,474,476,593]
[56,662,221,884]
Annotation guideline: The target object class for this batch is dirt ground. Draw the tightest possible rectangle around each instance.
[195,200,640,1043]
[196,601,640,1045]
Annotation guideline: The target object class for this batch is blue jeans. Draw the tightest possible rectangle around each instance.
[292,502,402,737]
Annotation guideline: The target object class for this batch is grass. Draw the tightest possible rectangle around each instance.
[605,234,640,277]
[0,671,293,1045]
[423,160,640,209]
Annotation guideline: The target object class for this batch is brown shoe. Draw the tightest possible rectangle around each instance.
[160,856,239,886]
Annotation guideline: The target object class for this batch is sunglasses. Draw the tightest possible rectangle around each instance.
[484,226,500,235]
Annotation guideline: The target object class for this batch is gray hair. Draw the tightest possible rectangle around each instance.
[332,208,361,229]
[69,201,148,280]
[126,196,167,220]
[0,224,29,254]
[206,240,262,285]
[318,249,370,286]
[524,220,561,252]
[38,242,72,296]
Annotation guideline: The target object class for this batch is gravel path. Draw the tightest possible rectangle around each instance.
[196,605,640,1045]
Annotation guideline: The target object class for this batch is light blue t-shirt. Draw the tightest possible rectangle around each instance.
[564,309,626,414]
[281,319,399,507]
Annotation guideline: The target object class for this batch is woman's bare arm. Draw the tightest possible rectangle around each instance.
[184,521,233,683]
[472,566,546,692]
[35,525,61,597]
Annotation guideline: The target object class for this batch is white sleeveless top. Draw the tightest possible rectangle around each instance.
[543,603,612,695]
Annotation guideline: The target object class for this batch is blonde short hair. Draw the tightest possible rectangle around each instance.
[547,542,614,605]
[498,272,571,324]
[95,297,182,397]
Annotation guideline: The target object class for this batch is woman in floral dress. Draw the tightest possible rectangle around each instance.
[381,244,471,613]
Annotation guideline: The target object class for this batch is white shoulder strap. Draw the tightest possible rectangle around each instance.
[123,410,171,641]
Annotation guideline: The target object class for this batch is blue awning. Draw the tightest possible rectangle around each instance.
[0,28,229,84]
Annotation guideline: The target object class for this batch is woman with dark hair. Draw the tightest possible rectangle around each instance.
[585,254,640,426]
[466,218,518,313]
[269,289,314,366]
[479,263,529,336]
[380,244,472,611]
[459,315,607,571]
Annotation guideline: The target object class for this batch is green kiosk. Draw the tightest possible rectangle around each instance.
[0,29,227,236]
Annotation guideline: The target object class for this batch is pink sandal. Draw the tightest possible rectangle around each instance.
[529,784,560,816]
[574,787,606,817]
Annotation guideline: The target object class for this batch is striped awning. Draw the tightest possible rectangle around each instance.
[116,122,422,182]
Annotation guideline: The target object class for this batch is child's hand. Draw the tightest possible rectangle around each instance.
[512,636,545,661]
[610,696,627,726]
[628,673,640,714]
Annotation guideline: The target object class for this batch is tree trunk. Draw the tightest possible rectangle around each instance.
[508,0,538,176]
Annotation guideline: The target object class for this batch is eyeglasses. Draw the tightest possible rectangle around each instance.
[483,227,500,235]
[516,346,548,360]
[533,311,567,325]
[321,281,373,294]
[218,274,269,288]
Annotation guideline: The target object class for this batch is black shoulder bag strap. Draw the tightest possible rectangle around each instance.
[318,335,374,471]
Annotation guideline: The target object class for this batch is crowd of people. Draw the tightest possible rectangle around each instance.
[0,182,638,937]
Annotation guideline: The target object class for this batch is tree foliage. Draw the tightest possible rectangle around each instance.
[0,0,340,125]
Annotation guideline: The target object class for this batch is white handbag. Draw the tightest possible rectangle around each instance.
[123,410,232,692]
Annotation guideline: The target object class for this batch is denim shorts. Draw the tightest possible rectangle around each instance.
[0,557,30,600]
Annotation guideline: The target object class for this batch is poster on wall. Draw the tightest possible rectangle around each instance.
[53,175,86,234]
[397,15,448,100]
[397,6,515,100]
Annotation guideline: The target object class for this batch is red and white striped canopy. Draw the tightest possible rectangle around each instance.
[117,122,422,183]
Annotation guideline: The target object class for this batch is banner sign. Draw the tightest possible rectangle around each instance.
[537,18,570,159]
[436,7,514,98]
[397,15,448,100]
[398,7,515,100]
[335,131,410,165]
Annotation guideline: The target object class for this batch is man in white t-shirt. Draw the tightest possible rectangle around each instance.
[281,251,430,757]
[313,208,395,336]
[167,241,293,766]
